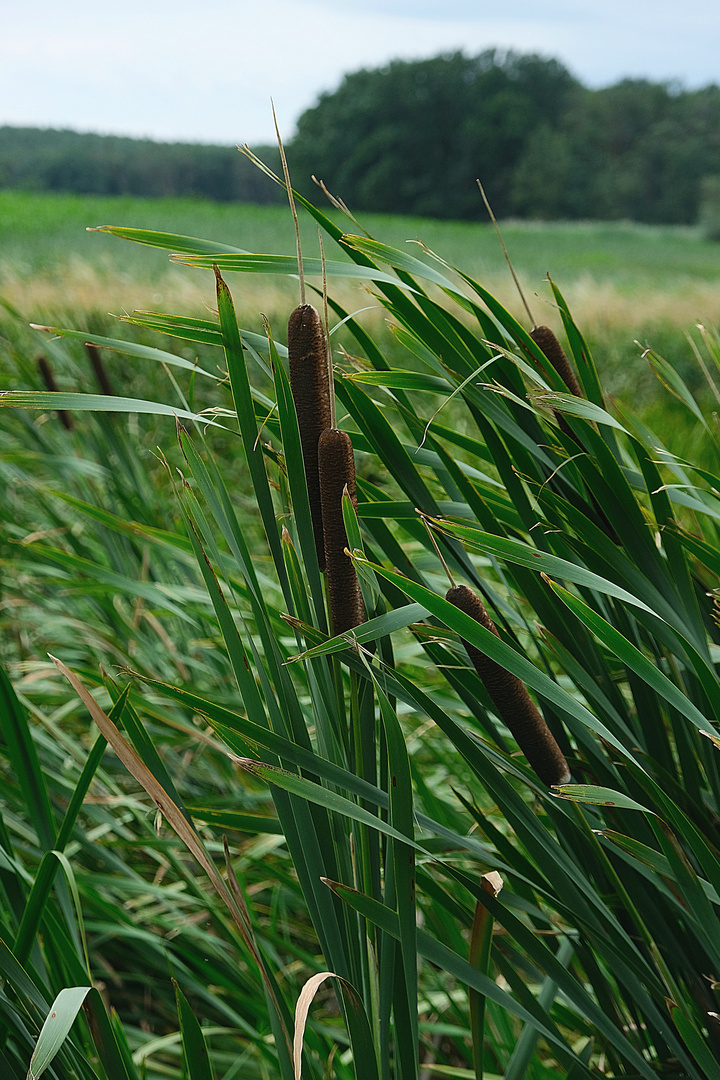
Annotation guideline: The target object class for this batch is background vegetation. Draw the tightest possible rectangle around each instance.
[3,49,720,225]
[2,155,720,1078]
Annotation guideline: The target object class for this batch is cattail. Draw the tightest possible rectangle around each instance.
[530,327,620,543]
[446,583,570,787]
[318,427,366,635]
[530,325,583,399]
[288,303,332,570]
[85,343,115,396]
[37,356,73,431]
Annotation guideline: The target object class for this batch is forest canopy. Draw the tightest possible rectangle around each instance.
[3,49,720,223]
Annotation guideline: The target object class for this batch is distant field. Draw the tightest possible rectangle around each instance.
[2,188,720,405]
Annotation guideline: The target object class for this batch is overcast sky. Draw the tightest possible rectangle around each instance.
[3,0,719,146]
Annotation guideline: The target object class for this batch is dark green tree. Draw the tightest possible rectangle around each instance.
[289,50,580,219]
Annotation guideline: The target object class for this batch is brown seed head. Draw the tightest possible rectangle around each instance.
[288,304,331,570]
[446,583,571,787]
[37,356,74,431]
[85,343,115,397]
[530,325,583,398]
[319,428,366,635]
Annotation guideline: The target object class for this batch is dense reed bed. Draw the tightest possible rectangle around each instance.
[2,170,720,1079]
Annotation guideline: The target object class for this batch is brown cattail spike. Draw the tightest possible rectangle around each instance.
[530,325,583,399]
[318,428,366,635]
[37,356,74,431]
[288,303,332,570]
[446,584,571,787]
[85,343,115,396]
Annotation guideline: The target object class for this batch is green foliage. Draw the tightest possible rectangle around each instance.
[0,126,284,205]
[3,165,720,1079]
[699,175,720,241]
[290,49,580,220]
[290,57,720,224]
[5,55,720,226]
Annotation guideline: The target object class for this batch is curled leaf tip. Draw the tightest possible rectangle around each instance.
[481,871,503,898]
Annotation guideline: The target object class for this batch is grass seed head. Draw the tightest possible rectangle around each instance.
[319,427,366,635]
[446,583,571,787]
[288,303,332,570]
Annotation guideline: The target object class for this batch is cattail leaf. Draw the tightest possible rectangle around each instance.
[552,785,655,811]
[184,805,282,834]
[292,972,379,1080]
[237,758,431,854]
[215,270,293,608]
[28,985,137,1080]
[503,936,575,1080]
[341,234,469,299]
[600,830,720,905]
[544,578,712,734]
[651,820,720,967]
[0,937,50,1022]
[430,521,658,615]
[336,378,439,514]
[13,717,112,964]
[442,861,678,1078]
[177,493,268,721]
[173,251,419,291]
[374,683,418,1055]
[0,390,227,427]
[41,488,195,557]
[644,345,709,426]
[0,662,55,853]
[529,390,629,431]
[354,556,635,761]
[26,985,92,1080]
[29,325,220,379]
[174,980,214,1080]
[341,483,380,616]
[121,310,224,347]
[548,279,604,406]
[89,223,248,254]
[22,542,198,623]
[669,1005,720,1076]
[322,880,594,1076]
[288,604,430,661]
[344,369,451,392]
[82,987,139,1080]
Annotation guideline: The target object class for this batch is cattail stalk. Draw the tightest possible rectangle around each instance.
[288,303,332,569]
[85,343,115,396]
[530,326,620,542]
[319,428,365,635]
[446,583,570,787]
[37,356,74,431]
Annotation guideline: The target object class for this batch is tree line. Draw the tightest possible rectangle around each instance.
[3,50,720,224]
[0,127,284,206]
[290,51,720,225]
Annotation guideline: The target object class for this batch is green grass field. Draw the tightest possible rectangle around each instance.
[3,187,719,437]
[3,188,719,314]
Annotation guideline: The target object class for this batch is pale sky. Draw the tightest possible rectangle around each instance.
[3,0,719,146]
